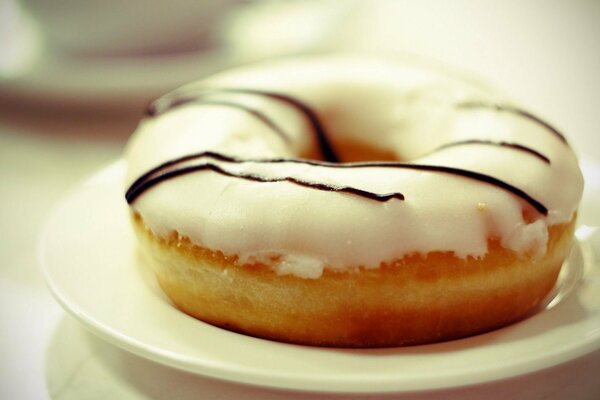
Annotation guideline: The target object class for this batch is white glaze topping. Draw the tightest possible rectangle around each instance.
[124,55,583,278]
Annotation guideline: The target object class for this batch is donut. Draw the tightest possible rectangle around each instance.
[124,55,583,347]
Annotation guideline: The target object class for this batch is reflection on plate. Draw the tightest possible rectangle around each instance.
[40,161,600,394]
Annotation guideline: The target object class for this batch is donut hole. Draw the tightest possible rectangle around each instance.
[328,138,400,163]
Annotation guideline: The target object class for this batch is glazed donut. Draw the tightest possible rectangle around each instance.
[124,55,583,347]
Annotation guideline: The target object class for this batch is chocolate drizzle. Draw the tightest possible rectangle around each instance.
[126,151,548,215]
[147,98,291,143]
[458,101,568,145]
[127,159,405,204]
[147,88,339,162]
[127,88,554,216]
[431,140,551,164]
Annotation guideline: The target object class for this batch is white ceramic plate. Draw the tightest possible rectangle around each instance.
[40,161,600,394]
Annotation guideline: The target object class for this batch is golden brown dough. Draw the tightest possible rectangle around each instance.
[132,213,575,347]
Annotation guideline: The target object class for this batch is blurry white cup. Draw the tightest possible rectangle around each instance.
[18,0,243,57]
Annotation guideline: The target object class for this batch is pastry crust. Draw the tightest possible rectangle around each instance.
[133,213,575,347]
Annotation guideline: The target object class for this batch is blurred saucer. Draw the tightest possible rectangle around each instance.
[0,0,249,110]
[0,46,245,109]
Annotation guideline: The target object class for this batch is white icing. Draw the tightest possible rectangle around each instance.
[271,254,325,280]
[501,220,549,258]
[125,55,583,278]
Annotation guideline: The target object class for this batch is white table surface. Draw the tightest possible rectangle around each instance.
[1,1,599,399]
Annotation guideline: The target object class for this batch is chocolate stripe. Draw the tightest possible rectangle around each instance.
[431,140,551,164]
[128,161,404,204]
[129,90,552,216]
[158,88,340,162]
[146,97,290,143]
[126,151,548,215]
[458,102,568,145]
[126,151,232,201]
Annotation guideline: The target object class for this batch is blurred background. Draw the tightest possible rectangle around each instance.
[1,1,599,399]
